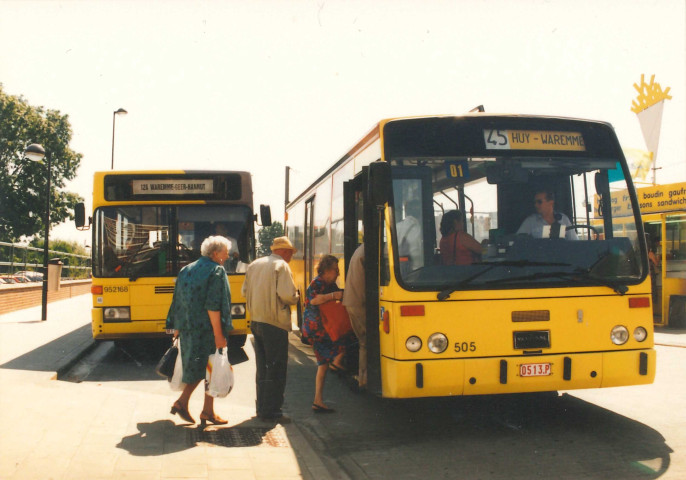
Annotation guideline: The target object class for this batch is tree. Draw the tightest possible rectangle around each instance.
[0,84,83,242]
[257,221,284,257]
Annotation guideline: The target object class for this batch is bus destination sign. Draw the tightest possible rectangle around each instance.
[132,179,214,196]
[484,129,586,152]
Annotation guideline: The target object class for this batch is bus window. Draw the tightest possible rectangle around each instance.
[313,180,332,263]
[666,214,686,278]
[386,157,642,290]
[94,205,254,277]
[94,206,173,278]
[176,205,253,272]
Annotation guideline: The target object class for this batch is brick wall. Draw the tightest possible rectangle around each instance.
[0,280,91,315]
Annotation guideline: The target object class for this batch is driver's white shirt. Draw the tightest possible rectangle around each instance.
[517,212,578,240]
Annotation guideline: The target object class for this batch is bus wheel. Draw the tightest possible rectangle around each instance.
[228,334,247,348]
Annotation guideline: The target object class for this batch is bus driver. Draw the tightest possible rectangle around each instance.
[517,188,578,240]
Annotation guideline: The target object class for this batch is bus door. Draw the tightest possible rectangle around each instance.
[664,213,686,327]
[344,166,386,395]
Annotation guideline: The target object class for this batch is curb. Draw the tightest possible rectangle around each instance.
[53,337,98,380]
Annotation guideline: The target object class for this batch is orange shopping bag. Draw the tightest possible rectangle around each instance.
[319,301,352,342]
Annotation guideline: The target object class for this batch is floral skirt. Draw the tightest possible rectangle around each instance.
[302,315,345,365]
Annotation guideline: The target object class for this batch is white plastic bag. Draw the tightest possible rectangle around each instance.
[169,337,186,391]
[205,348,234,398]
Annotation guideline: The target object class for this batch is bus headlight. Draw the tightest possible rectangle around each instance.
[230,304,246,319]
[610,325,629,345]
[406,336,422,352]
[427,333,448,354]
[102,307,130,322]
[633,327,648,342]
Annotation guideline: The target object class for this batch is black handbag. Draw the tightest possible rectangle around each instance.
[155,338,179,379]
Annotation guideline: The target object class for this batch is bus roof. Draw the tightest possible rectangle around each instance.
[286,113,617,209]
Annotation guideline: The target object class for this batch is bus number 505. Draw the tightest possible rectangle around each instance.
[454,341,476,353]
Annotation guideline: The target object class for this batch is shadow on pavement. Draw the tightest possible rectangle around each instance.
[0,324,93,373]
[116,417,282,456]
[61,338,250,383]
[284,343,673,480]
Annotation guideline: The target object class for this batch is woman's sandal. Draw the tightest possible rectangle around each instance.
[199,411,229,427]
[312,403,336,414]
[170,401,195,424]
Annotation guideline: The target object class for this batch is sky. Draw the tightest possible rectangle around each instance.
[1,0,684,246]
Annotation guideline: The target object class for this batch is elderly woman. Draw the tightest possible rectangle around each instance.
[302,255,346,413]
[166,235,232,426]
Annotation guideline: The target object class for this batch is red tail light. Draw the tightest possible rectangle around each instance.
[382,310,390,334]
[400,305,425,316]
[629,297,650,308]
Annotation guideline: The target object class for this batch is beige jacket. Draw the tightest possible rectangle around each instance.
[242,253,299,331]
[342,244,365,310]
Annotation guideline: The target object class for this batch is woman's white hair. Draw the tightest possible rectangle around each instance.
[201,235,231,258]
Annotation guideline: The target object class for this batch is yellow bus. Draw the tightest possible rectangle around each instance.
[593,182,686,327]
[285,113,656,398]
[75,170,270,343]
[637,183,686,327]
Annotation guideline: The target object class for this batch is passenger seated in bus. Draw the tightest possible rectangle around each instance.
[103,245,122,274]
[228,251,247,273]
[517,188,578,240]
[396,201,423,272]
[214,223,239,272]
[439,210,482,265]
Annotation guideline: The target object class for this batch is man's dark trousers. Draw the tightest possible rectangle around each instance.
[251,321,288,419]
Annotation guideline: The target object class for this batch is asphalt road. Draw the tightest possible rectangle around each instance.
[63,337,686,480]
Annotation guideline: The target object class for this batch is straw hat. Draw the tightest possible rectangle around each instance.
[270,236,297,252]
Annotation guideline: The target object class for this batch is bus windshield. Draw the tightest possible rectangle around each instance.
[93,204,254,278]
[386,118,645,292]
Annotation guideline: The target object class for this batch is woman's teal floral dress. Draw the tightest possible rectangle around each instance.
[166,256,232,383]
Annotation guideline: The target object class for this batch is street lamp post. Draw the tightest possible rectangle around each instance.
[111,108,128,169]
[24,143,50,321]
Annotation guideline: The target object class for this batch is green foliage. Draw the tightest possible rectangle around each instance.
[0,84,83,242]
[27,238,91,278]
[257,221,284,257]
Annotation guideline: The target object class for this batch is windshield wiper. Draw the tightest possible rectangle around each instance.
[484,269,629,295]
[436,260,571,301]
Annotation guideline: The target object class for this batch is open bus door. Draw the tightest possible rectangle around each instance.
[343,163,390,396]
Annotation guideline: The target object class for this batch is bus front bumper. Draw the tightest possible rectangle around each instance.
[380,349,656,398]
[91,310,250,341]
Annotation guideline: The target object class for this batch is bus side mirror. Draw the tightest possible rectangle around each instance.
[368,161,391,207]
[74,202,91,230]
[260,205,272,227]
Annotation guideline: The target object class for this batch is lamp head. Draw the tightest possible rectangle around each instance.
[114,108,128,115]
[24,143,46,162]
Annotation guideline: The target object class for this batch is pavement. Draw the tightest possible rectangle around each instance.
[0,295,337,480]
[1,295,684,480]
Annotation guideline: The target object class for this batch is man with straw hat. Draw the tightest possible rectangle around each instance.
[242,236,299,423]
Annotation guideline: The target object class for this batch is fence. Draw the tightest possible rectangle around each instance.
[0,241,91,280]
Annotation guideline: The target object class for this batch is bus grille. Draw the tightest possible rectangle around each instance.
[513,330,550,349]
[511,310,550,322]
[155,286,175,294]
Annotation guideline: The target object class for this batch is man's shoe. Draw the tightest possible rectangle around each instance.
[260,414,291,424]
